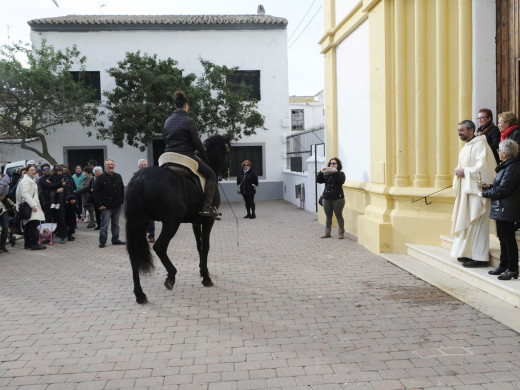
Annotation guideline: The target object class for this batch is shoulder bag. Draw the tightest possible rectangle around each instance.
[18,201,32,220]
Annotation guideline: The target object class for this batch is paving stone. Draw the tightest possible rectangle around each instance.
[0,200,519,389]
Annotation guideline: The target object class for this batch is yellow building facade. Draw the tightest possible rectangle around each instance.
[320,0,487,253]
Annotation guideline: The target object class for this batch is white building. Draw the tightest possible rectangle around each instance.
[1,14,290,199]
[282,90,326,212]
[289,90,325,131]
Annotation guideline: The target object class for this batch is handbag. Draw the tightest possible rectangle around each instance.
[237,176,245,194]
[318,195,324,206]
[18,201,32,219]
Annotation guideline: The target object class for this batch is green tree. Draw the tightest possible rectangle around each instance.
[95,52,265,151]
[0,41,99,165]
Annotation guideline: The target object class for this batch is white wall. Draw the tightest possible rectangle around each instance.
[283,145,326,211]
[472,0,497,118]
[23,26,289,186]
[336,20,370,182]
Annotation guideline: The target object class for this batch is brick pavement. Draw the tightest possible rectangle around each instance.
[0,199,519,390]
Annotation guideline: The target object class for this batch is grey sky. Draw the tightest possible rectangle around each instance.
[1,0,324,96]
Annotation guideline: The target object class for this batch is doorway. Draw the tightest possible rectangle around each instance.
[66,147,106,170]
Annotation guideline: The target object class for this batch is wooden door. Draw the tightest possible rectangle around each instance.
[496,0,520,115]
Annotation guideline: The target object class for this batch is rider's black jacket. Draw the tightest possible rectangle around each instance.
[163,109,205,156]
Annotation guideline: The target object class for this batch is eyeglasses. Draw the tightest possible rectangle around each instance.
[243,164,250,166]
[329,162,337,165]
[42,167,50,170]
[477,116,489,121]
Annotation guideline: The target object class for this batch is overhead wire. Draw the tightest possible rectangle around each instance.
[288,4,322,50]
[287,0,317,43]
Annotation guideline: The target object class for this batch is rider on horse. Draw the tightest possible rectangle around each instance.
[163,90,218,218]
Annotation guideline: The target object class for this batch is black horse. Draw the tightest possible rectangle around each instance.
[125,134,231,304]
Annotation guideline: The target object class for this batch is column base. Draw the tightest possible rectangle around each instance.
[358,215,393,253]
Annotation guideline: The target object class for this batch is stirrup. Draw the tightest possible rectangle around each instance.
[199,206,220,220]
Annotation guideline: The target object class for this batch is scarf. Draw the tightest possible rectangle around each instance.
[500,124,518,141]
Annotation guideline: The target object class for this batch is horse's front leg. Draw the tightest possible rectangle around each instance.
[193,220,214,287]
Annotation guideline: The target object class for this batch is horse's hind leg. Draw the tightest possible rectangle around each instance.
[131,262,148,304]
[153,220,180,291]
[193,220,214,287]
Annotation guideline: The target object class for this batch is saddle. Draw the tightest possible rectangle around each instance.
[158,152,206,191]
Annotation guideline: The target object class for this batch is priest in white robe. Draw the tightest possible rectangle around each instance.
[451,120,497,267]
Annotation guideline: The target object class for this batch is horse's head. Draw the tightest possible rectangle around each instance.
[203,134,232,180]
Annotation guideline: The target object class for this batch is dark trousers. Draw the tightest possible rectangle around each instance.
[496,220,519,272]
[52,206,67,239]
[147,220,155,238]
[95,205,101,227]
[243,194,255,216]
[0,210,9,249]
[23,220,39,248]
[75,196,83,218]
[322,198,345,230]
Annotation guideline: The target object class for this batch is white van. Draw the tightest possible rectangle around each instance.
[3,160,45,177]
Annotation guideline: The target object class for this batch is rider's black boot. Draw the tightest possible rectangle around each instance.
[200,180,219,219]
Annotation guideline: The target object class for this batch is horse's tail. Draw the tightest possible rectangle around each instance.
[125,175,154,274]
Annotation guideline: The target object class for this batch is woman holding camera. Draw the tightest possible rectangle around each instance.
[317,157,346,239]
[481,139,520,280]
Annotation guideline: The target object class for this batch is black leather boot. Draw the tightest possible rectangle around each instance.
[200,181,218,219]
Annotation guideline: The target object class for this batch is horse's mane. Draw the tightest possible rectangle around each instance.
[203,133,230,148]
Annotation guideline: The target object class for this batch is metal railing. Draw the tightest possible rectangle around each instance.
[284,126,325,172]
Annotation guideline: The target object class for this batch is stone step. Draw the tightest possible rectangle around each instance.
[440,234,520,268]
[381,246,520,333]
[406,243,520,309]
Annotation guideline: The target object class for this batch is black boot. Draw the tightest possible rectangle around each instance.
[200,181,218,219]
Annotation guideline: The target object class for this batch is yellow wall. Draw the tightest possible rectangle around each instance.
[321,0,473,253]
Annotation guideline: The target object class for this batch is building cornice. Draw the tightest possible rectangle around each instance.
[28,14,288,32]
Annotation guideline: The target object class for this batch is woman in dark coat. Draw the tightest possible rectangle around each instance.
[317,157,346,239]
[481,139,520,280]
[76,166,96,228]
[237,160,259,219]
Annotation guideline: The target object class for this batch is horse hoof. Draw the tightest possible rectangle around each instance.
[202,278,214,287]
[136,295,148,304]
[164,277,175,290]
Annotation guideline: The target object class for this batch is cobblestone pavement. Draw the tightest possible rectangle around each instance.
[1,200,519,390]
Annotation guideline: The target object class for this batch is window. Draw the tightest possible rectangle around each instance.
[230,145,263,177]
[291,109,304,130]
[70,71,101,102]
[228,70,261,101]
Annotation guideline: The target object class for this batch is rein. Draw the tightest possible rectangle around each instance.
[218,181,240,246]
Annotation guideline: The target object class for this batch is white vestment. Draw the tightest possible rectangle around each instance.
[450,135,497,261]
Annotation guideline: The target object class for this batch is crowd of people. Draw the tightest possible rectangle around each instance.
[451,109,520,281]
[1,158,128,251]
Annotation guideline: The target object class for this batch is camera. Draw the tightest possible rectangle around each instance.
[324,167,334,173]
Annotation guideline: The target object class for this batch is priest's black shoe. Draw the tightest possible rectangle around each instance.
[497,270,519,280]
[462,259,488,268]
[31,245,46,250]
[457,257,470,262]
[488,266,506,275]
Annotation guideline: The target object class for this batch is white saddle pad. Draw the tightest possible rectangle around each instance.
[158,152,206,190]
